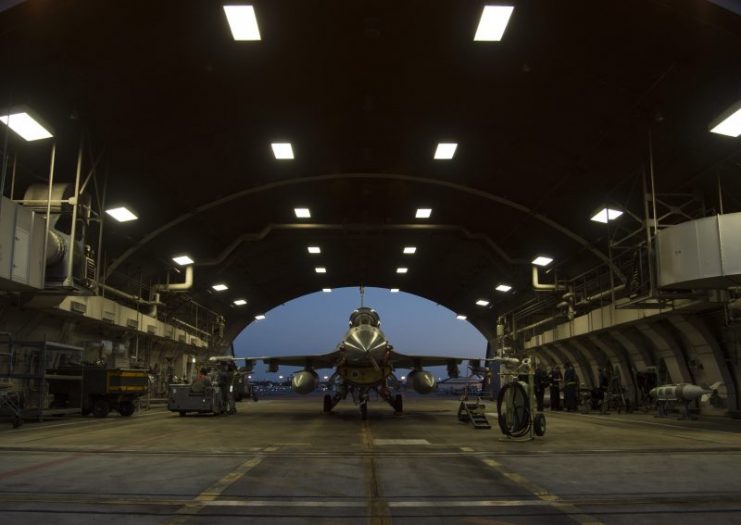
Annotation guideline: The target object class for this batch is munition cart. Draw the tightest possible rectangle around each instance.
[167,383,225,416]
[47,367,149,418]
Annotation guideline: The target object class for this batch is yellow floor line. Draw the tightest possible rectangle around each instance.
[163,455,263,525]
[481,458,604,525]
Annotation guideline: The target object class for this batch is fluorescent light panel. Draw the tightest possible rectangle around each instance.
[434,142,457,160]
[415,208,432,219]
[590,208,623,223]
[307,246,321,254]
[390,288,400,293]
[212,283,229,291]
[294,208,311,218]
[172,255,194,266]
[271,142,294,159]
[532,256,553,267]
[474,5,514,42]
[105,206,137,222]
[322,288,331,293]
[0,112,53,141]
[315,267,326,274]
[710,103,741,137]
[223,5,261,41]
[233,299,247,306]
[396,267,408,274]
[255,314,266,320]
[456,314,467,320]
[476,299,490,307]
[495,284,512,292]
[403,246,417,254]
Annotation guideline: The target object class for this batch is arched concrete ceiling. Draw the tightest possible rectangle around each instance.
[2,1,741,341]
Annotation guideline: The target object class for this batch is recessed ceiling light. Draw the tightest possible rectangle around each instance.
[396,267,408,274]
[271,142,294,160]
[476,299,490,307]
[434,143,457,160]
[474,5,514,42]
[294,208,311,219]
[307,246,321,254]
[415,208,432,219]
[495,284,512,292]
[456,314,467,320]
[212,283,229,292]
[105,206,138,223]
[322,288,331,293]
[172,255,194,266]
[255,314,266,320]
[315,267,326,274]
[532,256,553,267]
[390,288,400,293]
[590,208,623,223]
[403,246,417,255]
[233,299,247,306]
[710,102,741,137]
[223,5,261,41]
[0,111,53,141]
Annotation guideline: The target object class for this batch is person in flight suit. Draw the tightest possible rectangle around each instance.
[534,365,548,412]
[563,362,579,412]
[549,366,562,410]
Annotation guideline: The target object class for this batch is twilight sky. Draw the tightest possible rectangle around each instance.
[234,286,487,380]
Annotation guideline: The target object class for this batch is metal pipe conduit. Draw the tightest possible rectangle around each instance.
[532,266,566,291]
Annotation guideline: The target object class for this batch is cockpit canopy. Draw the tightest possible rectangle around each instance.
[349,307,381,328]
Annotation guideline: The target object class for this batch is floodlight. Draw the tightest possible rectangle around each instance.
[434,143,457,160]
[307,246,321,254]
[0,111,53,141]
[396,267,408,274]
[223,5,261,41]
[212,283,229,291]
[476,299,490,307]
[172,255,194,266]
[294,208,311,218]
[403,246,417,254]
[415,208,432,219]
[709,101,741,137]
[474,5,514,42]
[271,142,294,159]
[590,208,623,224]
[495,284,512,292]
[233,299,247,306]
[531,256,553,267]
[105,206,138,222]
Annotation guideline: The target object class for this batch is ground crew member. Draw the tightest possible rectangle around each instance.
[549,366,562,410]
[217,362,233,414]
[534,365,548,412]
[564,362,579,411]
[190,367,212,394]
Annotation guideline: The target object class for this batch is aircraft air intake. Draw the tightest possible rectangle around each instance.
[291,370,318,395]
[409,370,437,394]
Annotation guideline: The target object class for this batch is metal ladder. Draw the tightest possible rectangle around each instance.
[457,397,491,429]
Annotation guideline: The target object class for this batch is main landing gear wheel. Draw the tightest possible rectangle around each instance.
[534,413,546,436]
[394,394,403,413]
[118,401,135,417]
[92,399,110,418]
[323,394,333,413]
[360,402,368,421]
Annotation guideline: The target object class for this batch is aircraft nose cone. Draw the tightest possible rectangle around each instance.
[356,330,375,351]
[349,328,380,352]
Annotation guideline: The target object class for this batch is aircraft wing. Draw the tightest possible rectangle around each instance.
[387,350,475,369]
[260,351,344,372]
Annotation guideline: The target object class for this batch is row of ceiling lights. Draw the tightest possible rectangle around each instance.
[224,4,515,42]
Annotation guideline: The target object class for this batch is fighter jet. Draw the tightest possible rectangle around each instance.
[258,304,485,419]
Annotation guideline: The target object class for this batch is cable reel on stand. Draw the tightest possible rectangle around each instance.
[494,356,546,441]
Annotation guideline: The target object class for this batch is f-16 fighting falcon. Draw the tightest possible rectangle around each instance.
[256,290,486,420]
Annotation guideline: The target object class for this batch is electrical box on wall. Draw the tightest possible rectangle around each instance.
[0,197,45,290]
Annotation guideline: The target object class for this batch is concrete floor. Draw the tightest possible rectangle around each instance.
[1,393,740,524]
